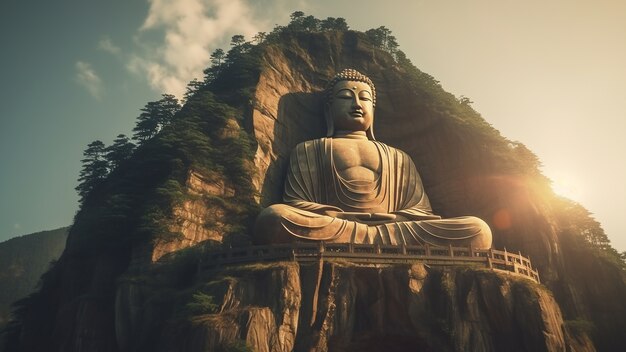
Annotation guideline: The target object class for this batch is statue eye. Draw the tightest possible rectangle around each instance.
[359,92,372,101]
[335,90,353,99]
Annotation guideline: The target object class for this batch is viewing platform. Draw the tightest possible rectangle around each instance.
[199,242,540,284]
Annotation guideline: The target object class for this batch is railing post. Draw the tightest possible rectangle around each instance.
[425,244,430,256]
[469,243,474,257]
[449,244,454,257]
[401,244,407,255]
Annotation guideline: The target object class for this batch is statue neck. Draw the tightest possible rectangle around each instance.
[332,130,368,140]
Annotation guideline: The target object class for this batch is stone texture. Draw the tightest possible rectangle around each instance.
[152,171,234,262]
[148,262,573,352]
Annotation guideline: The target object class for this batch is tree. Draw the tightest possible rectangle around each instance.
[105,134,135,170]
[227,35,251,60]
[132,94,181,143]
[395,50,412,65]
[287,12,320,32]
[204,49,226,83]
[210,48,225,66]
[301,15,320,31]
[365,26,393,49]
[76,140,109,202]
[320,17,349,31]
[289,11,305,22]
[230,35,245,47]
[252,32,267,44]
[184,78,204,101]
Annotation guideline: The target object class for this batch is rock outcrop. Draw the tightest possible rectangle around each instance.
[114,261,577,352]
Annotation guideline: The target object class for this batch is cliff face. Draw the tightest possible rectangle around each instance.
[2,30,624,351]
[114,262,578,352]
[0,227,68,328]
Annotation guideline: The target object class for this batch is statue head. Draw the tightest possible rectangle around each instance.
[324,69,376,140]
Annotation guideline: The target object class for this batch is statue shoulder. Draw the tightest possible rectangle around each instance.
[373,141,419,167]
[292,138,327,155]
[373,141,409,156]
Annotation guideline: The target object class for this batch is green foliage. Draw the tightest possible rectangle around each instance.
[132,94,181,144]
[183,78,204,102]
[554,197,624,268]
[185,291,218,315]
[105,134,135,170]
[230,34,246,47]
[365,26,399,56]
[252,32,266,44]
[76,140,109,203]
[320,17,349,31]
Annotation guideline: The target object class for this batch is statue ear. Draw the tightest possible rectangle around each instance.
[324,102,334,137]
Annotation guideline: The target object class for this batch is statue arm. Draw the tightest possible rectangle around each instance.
[283,140,345,215]
[388,148,441,220]
[392,208,442,220]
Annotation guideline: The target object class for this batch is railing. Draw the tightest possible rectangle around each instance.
[199,242,540,283]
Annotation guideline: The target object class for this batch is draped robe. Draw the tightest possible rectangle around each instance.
[255,138,492,248]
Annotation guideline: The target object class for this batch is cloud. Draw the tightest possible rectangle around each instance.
[75,61,103,99]
[98,36,121,55]
[128,0,271,98]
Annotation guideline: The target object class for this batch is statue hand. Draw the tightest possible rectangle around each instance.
[323,211,408,223]
[324,211,372,221]
[370,213,397,221]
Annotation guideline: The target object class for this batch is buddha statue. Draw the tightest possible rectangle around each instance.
[254,69,492,249]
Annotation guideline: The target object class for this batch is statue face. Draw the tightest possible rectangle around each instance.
[328,80,374,133]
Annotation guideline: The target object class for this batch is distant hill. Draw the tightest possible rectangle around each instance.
[0,227,68,328]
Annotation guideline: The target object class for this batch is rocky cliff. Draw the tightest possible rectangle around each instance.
[116,261,581,352]
[0,227,68,329]
[2,28,625,352]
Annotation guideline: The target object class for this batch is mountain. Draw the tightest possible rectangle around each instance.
[0,227,68,329]
[2,23,625,352]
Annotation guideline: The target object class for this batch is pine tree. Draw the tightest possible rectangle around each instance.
[320,17,349,31]
[132,94,181,143]
[252,32,267,44]
[76,140,109,203]
[230,35,246,47]
[204,49,226,83]
[184,79,204,102]
[210,48,226,66]
[105,134,135,170]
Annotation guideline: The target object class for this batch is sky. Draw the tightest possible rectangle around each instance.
[1,0,625,251]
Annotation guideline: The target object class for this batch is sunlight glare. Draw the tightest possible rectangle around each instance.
[550,174,584,203]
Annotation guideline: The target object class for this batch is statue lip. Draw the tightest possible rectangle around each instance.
[350,111,364,117]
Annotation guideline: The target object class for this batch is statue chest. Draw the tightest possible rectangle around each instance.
[330,140,381,182]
